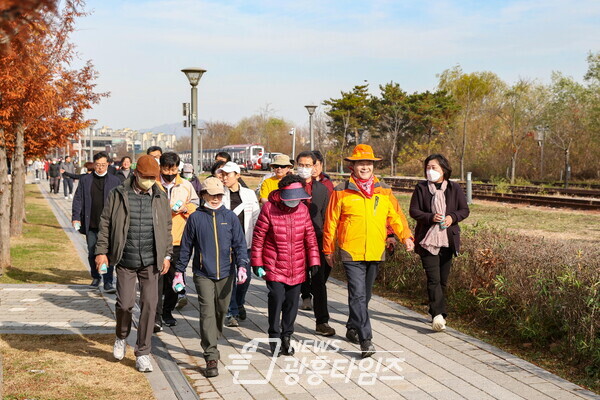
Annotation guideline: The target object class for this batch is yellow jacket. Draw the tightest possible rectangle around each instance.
[323,176,406,262]
[159,175,200,246]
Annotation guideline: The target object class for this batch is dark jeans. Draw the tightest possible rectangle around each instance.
[311,253,332,324]
[156,246,181,323]
[301,275,312,300]
[266,280,301,338]
[227,249,252,317]
[420,247,453,318]
[63,177,74,196]
[343,261,379,342]
[86,229,114,284]
[115,264,159,356]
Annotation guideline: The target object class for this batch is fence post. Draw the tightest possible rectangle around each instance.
[466,172,473,204]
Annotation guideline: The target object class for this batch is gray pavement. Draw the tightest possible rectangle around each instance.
[3,177,597,400]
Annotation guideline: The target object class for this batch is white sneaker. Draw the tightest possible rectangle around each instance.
[432,314,446,332]
[64,196,69,200]
[69,194,73,200]
[136,355,153,372]
[113,337,127,360]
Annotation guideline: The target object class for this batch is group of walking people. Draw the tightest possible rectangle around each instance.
[70,143,469,377]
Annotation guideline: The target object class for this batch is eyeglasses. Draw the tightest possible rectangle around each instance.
[95,163,108,167]
[296,164,313,168]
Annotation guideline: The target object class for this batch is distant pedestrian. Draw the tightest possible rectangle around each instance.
[59,156,75,199]
[323,144,410,358]
[409,154,469,332]
[147,146,162,164]
[48,159,61,194]
[116,156,132,182]
[251,174,320,357]
[33,159,43,181]
[258,154,293,205]
[95,154,173,372]
[71,151,121,292]
[175,177,249,378]
[155,152,200,332]
[217,162,260,328]
[181,163,202,197]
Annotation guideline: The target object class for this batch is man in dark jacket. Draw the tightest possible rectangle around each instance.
[95,154,173,373]
[295,151,334,336]
[59,156,75,199]
[71,151,121,291]
[48,159,61,194]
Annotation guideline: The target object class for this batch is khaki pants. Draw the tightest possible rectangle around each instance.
[193,274,234,361]
[115,264,159,356]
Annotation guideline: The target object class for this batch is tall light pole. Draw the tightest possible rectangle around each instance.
[305,105,317,151]
[289,128,296,159]
[88,121,96,161]
[182,68,207,173]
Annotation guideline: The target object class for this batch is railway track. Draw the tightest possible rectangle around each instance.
[242,171,600,211]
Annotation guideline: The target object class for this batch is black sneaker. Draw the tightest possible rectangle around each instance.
[153,322,163,333]
[89,278,101,288]
[238,305,247,320]
[103,282,116,294]
[360,339,376,359]
[163,311,177,327]
[345,328,359,344]
[281,336,295,356]
[205,360,218,378]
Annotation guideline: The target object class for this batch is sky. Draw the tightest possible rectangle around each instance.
[70,0,600,132]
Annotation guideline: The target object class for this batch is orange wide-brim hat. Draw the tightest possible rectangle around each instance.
[344,144,382,162]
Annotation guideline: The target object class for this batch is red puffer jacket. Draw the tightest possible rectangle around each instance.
[251,190,320,286]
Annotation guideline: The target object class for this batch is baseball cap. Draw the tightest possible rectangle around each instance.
[201,177,225,195]
[216,161,241,175]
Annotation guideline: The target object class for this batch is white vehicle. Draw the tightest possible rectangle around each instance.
[260,152,283,171]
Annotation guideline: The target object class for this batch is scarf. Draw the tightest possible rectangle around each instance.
[349,167,375,199]
[420,180,449,255]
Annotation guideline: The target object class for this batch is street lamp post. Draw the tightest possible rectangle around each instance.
[88,121,96,161]
[305,105,317,151]
[181,68,207,173]
[289,128,296,159]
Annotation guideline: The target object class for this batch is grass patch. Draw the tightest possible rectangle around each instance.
[1,184,88,285]
[0,334,155,400]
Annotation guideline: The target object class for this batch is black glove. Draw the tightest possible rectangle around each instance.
[310,265,319,278]
[252,266,265,277]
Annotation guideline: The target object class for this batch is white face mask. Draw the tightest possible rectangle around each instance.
[204,201,222,210]
[296,167,313,179]
[182,172,193,180]
[283,200,300,208]
[426,169,442,182]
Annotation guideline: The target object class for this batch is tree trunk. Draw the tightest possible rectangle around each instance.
[510,150,518,184]
[390,131,398,176]
[0,143,11,275]
[460,106,470,182]
[10,124,26,237]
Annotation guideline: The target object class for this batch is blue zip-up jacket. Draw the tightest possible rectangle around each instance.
[176,205,249,279]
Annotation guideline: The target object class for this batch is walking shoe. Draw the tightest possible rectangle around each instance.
[103,282,116,294]
[113,337,126,360]
[238,305,247,320]
[432,314,446,332]
[360,339,376,359]
[345,328,359,344]
[205,360,218,377]
[226,315,239,327]
[69,194,73,200]
[300,297,312,310]
[64,196,69,200]
[89,278,101,288]
[163,311,177,327]
[175,294,188,310]
[136,355,153,372]
[281,336,295,356]
[153,322,163,333]
[316,323,336,337]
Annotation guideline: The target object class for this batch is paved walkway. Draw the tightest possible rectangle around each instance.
[4,178,598,400]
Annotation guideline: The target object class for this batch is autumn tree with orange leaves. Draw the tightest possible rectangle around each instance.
[0,0,106,274]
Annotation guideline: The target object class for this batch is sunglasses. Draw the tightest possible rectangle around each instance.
[272,165,289,169]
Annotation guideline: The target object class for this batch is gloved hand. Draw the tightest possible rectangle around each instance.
[252,266,266,278]
[237,267,247,285]
[310,265,319,278]
[172,272,185,292]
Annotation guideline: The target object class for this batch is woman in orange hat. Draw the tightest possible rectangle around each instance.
[323,144,413,358]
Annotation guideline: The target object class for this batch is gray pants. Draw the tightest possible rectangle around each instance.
[343,261,379,342]
[193,274,234,361]
[115,264,159,356]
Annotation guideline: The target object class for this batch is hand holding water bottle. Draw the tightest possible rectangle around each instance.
[172,272,185,293]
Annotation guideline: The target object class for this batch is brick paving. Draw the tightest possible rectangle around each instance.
[4,178,596,400]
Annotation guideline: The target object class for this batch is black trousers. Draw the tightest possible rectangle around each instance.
[311,253,332,324]
[420,247,453,318]
[267,281,301,338]
[344,261,379,342]
[156,245,181,323]
[301,276,311,300]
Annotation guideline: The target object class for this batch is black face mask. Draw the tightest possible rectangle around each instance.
[162,173,177,182]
